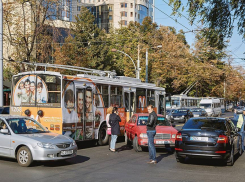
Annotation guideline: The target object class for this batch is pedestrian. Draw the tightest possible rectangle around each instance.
[109,107,121,152]
[146,105,158,164]
[106,106,113,148]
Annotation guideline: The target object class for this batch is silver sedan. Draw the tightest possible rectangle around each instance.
[0,115,77,167]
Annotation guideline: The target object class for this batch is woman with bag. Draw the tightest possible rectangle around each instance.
[109,107,121,152]
[106,107,113,148]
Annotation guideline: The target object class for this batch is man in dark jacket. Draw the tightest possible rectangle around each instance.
[109,107,121,152]
[146,105,158,164]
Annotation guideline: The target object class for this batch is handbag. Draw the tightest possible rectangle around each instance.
[107,127,111,135]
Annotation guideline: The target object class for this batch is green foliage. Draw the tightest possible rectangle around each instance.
[169,0,245,47]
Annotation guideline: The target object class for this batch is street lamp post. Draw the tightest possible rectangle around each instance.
[111,49,139,79]
[145,45,162,83]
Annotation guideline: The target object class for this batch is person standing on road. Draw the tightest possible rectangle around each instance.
[106,106,113,148]
[146,105,158,164]
[109,107,121,152]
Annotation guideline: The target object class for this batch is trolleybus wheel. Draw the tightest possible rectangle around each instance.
[98,123,109,145]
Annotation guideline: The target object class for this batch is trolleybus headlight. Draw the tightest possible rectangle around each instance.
[37,110,44,117]
[24,109,31,116]
[37,142,55,149]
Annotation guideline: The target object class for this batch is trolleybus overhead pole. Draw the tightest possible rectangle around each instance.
[8,59,117,78]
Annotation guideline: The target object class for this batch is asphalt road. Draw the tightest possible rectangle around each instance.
[0,111,243,182]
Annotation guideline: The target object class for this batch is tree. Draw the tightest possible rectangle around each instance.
[169,0,245,45]
[3,0,64,73]
[53,6,113,74]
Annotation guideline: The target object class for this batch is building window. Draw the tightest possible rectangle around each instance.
[77,6,81,11]
[135,12,137,17]
[77,0,81,2]
[121,11,127,17]
[130,12,133,17]
[138,14,140,19]
[121,3,127,8]
[131,3,133,8]
[109,15,112,20]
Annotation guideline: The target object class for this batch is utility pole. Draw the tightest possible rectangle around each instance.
[0,0,3,107]
[146,48,148,83]
[137,44,140,79]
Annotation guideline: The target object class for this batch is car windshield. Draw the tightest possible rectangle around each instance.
[6,118,49,134]
[182,118,226,131]
[138,116,171,126]
[173,109,187,114]
[190,108,202,112]
[200,104,211,109]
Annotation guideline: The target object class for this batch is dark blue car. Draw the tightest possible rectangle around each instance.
[175,117,241,166]
[169,108,193,123]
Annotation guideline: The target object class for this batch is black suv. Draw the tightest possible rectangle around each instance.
[175,117,241,166]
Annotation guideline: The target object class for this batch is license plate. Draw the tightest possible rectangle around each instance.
[156,141,170,144]
[190,136,208,141]
[194,115,199,117]
[61,150,73,156]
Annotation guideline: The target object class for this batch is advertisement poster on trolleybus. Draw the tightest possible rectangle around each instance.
[11,74,63,134]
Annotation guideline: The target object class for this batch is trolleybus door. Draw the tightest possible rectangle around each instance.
[124,87,136,118]
[84,87,94,140]
[76,88,85,140]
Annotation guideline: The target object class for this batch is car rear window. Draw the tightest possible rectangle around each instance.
[182,118,226,131]
[138,116,171,126]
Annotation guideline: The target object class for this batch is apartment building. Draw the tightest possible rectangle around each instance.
[73,0,155,32]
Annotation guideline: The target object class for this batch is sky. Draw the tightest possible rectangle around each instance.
[154,1,245,68]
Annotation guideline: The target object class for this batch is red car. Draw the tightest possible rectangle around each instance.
[124,113,178,152]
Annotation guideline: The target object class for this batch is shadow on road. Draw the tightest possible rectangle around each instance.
[178,154,240,167]
[33,155,90,167]
[116,145,133,152]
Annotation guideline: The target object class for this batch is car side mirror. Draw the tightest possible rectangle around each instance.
[0,129,9,134]
[172,124,176,127]
[235,127,239,132]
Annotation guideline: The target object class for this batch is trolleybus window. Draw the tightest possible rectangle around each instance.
[110,86,123,108]
[38,75,61,107]
[12,74,58,107]
[136,88,146,108]
[147,90,155,106]
[96,84,109,107]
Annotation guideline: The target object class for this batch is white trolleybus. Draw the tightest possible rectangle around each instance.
[166,82,201,109]
[10,63,166,145]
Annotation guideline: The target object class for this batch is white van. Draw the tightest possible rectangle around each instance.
[199,98,222,117]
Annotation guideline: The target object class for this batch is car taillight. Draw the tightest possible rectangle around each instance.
[175,132,182,141]
[217,135,228,143]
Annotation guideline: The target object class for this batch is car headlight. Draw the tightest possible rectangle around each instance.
[170,116,173,118]
[140,133,148,138]
[71,140,76,146]
[172,134,176,139]
[37,142,55,149]
[181,116,184,118]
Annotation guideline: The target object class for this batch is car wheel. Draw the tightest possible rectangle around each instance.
[227,147,234,166]
[133,136,142,152]
[124,132,132,146]
[17,146,33,167]
[98,123,109,146]
[239,139,243,156]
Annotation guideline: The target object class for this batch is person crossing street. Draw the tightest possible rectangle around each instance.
[146,105,158,164]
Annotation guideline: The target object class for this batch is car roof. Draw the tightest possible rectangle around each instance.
[190,117,226,121]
